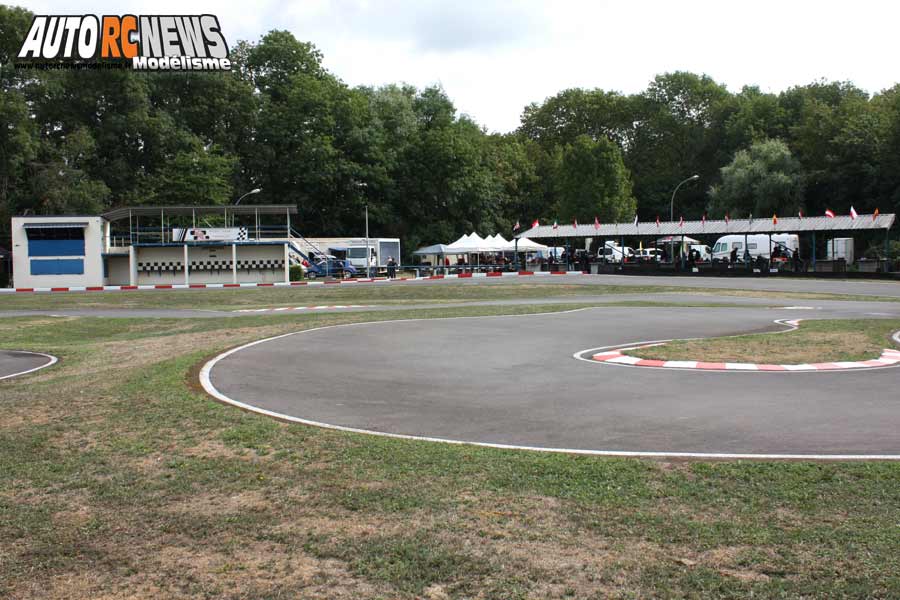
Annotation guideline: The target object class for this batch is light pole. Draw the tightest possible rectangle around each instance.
[669,175,698,222]
[669,175,698,267]
[355,182,370,278]
[234,188,261,205]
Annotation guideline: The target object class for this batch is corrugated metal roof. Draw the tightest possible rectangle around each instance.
[517,214,895,239]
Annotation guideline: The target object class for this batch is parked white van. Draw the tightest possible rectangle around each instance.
[598,242,634,263]
[711,234,799,262]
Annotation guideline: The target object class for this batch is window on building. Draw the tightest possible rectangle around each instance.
[25,226,86,257]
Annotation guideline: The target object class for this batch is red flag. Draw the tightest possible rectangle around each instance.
[701,212,707,226]
[655,215,660,228]
[824,209,835,218]
[531,219,540,228]
[678,216,684,227]
[798,210,803,219]
[573,218,578,228]
[773,213,778,225]
[725,213,730,224]
[593,216,600,230]
[850,206,858,220]
[873,208,880,221]
[513,220,520,231]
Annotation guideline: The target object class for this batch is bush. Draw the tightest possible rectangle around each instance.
[289,264,305,281]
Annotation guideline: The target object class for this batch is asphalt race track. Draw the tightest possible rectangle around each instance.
[0,350,56,381]
[204,305,900,458]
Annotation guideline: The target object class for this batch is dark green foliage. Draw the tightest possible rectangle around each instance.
[2,5,899,258]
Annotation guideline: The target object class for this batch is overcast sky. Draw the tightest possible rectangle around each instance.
[21,0,900,132]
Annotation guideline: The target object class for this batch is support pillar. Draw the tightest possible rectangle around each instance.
[232,244,237,284]
[183,244,189,285]
[812,231,817,271]
[128,246,137,286]
[283,243,290,283]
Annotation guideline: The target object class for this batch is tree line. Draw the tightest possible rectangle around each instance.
[2,5,899,255]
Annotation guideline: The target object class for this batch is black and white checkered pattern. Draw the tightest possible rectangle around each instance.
[236,228,248,241]
[236,259,284,270]
[138,261,183,272]
[189,260,233,271]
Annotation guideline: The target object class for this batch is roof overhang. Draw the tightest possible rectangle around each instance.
[518,214,895,239]
[23,222,89,229]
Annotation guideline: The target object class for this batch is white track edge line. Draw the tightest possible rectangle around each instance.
[0,351,58,381]
[199,313,900,460]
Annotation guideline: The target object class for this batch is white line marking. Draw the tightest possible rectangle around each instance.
[199,312,900,460]
[0,351,58,381]
[574,322,900,374]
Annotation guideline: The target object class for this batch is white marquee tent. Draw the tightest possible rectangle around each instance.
[413,232,549,257]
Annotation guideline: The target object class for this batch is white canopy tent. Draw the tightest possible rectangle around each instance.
[510,237,549,252]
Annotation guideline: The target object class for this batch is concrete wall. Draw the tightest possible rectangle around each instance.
[134,246,185,285]
[11,216,105,288]
[109,243,289,286]
[105,255,130,285]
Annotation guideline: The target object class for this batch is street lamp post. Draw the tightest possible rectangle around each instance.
[234,188,261,206]
[669,175,698,222]
[230,188,261,227]
[365,203,371,278]
[354,182,370,278]
[669,175,698,267]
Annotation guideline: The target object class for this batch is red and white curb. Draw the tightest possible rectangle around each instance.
[0,271,588,294]
[589,346,900,372]
[233,304,373,313]
[580,322,900,372]
[0,350,58,381]
[200,312,900,460]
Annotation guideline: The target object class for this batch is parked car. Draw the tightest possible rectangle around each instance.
[636,248,662,262]
[308,255,358,278]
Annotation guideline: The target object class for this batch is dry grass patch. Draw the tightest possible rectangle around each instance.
[627,318,900,364]
[2,310,900,599]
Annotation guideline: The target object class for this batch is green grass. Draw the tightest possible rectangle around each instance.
[2,306,899,598]
[1,280,899,311]
[626,318,900,364]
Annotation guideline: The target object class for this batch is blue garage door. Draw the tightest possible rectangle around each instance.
[30,259,85,275]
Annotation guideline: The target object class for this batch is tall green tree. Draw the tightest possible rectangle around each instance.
[708,139,805,218]
[557,135,635,222]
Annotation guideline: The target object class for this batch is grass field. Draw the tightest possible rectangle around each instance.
[1,281,899,311]
[2,302,900,599]
[626,318,900,364]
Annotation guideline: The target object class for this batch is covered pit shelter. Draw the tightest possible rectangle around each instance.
[518,213,896,274]
[10,205,301,289]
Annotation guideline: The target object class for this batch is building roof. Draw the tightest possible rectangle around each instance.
[518,213,895,239]
[101,205,297,222]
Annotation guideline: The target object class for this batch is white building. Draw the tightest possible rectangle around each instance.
[10,205,305,289]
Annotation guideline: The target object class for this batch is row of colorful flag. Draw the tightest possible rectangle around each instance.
[513,207,880,231]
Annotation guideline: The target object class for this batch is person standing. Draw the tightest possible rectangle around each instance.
[386,256,397,279]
